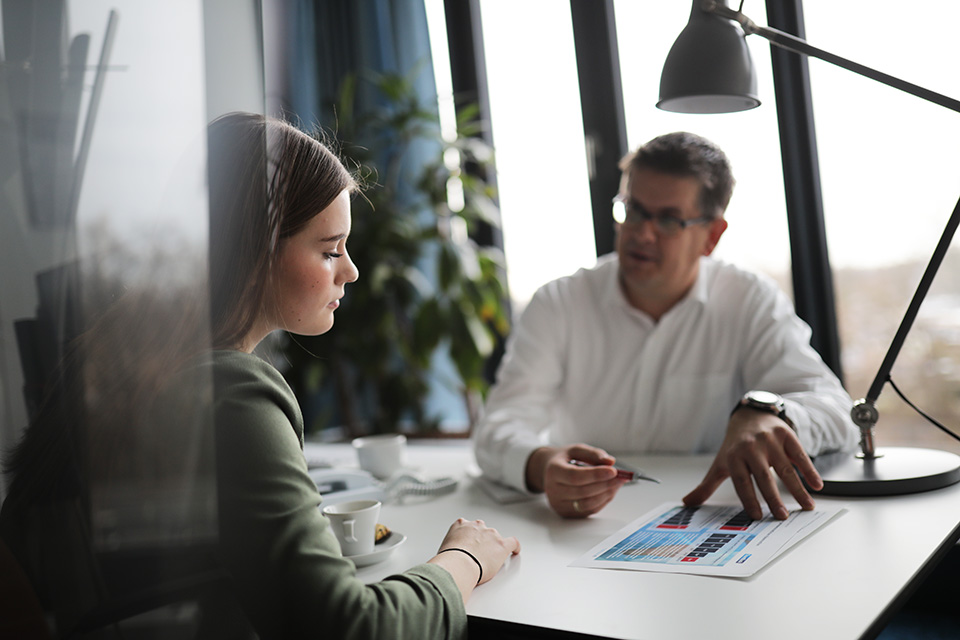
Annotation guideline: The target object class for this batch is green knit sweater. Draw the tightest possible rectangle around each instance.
[211,350,465,639]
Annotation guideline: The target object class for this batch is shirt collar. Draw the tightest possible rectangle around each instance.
[604,255,713,313]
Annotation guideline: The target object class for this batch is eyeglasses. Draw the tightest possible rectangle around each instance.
[612,194,715,236]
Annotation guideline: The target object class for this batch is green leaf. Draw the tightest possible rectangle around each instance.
[413,298,443,357]
[401,264,436,298]
[464,312,494,358]
[437,242,459,291]
[297,69,510,434]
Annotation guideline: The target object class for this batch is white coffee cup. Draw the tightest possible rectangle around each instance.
[352,433,407,479]
[322,499,382,556]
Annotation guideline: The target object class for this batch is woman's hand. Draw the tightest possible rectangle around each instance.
[428,518,520,602]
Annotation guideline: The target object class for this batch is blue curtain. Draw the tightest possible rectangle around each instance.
[284,0,469,434]
[289,0,437,128]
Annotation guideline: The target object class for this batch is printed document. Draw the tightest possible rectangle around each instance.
[571,502,844,578]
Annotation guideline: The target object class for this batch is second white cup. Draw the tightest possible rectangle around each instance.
[322,499,382,556]
[352,433,407,479]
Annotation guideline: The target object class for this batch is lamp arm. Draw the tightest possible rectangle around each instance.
[864,198,960,405]
[704,1,960,115]
[852,196,960,456]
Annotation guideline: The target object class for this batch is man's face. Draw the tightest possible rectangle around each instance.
[615,167,727,316]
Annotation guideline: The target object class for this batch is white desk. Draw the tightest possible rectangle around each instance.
[305,440,960,640]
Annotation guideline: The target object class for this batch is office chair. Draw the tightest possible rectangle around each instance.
[0,537,53,640]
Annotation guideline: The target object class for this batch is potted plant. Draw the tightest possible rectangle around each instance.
[282,70,509,438]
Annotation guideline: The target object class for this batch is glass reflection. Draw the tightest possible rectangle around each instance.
[1,1,232,635]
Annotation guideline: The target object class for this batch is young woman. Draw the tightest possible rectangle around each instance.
[0,112,519,639]
[204,112,519,638]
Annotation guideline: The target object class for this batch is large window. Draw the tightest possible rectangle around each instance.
[804,2,960,452]
[478,1,598,311]
[429,1,960,448]
[479,2,791,314]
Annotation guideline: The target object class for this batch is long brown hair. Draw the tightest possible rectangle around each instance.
[206,113,356,349]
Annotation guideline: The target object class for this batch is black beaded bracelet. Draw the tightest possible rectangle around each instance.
[438,547,483,585]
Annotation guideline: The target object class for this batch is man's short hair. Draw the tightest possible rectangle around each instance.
[619,132,735,219]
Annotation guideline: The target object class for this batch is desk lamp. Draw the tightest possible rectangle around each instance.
[658,0,960,496]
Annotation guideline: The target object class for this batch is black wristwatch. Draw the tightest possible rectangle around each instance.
[733,390,795,430]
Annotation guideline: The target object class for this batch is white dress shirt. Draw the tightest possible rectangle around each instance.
[473,254,859,492]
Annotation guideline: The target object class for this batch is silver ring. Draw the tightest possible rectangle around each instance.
[572,499,581,513]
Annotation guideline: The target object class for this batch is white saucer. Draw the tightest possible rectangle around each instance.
[347,532,407,568]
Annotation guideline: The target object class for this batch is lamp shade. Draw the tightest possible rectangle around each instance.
[658,0,760,113]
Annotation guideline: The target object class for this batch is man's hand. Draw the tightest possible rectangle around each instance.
[683,408,823,520]
[526,443,628,518]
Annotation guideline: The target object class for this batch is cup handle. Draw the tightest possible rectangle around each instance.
[343,519,358,543]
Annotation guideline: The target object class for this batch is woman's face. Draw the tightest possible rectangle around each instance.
[265,189,358,338]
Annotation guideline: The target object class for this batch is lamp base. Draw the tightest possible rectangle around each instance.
[812,447,960,497]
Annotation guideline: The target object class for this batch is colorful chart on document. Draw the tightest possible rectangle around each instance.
[595,505,759,567]
[572,502,844,578]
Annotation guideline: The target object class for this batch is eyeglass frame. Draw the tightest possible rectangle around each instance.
[611,193,717,236]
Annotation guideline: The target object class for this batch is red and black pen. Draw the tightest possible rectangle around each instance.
[569,459,660,484]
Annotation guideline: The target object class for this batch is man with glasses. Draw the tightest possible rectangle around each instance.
[473,132,858,520]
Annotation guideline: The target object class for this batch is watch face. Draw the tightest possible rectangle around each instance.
[747,390,780,405]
